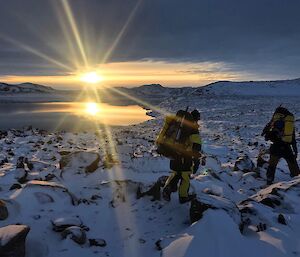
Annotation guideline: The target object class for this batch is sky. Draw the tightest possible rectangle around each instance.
[0,0,300,89]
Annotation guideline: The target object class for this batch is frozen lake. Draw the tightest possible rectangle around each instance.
[0,102,151,131]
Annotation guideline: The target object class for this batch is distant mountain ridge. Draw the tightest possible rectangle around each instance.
[113,84,194,105]
[2,77,300,97]
[193,78,300,96]
[0,82,55,93]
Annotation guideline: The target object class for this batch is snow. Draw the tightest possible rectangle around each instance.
[0,79,300,257]
[194,78,300,96]
[162,210,287,257]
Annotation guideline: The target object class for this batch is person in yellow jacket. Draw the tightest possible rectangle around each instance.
[162,109,202,204]
[262,106,299,185]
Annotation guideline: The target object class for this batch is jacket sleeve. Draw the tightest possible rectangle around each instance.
[190,134,202,154]
[261,121,272,136]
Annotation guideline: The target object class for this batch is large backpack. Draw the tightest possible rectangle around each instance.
[267,107,294,144]
[156,109,197,159]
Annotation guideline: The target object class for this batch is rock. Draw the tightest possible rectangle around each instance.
[260,197,281,208]
[233,155,255,172]
[24,158,34,170]
[52,217,83,232]
[256,223,267,232]
[278,214,287,225]
[0,130,8,139]
[59,152,101,174]
[14,169,28,184]
[0,225,30,257]
[257,155,268,168]
[9,183,22,191]
[189,194,241,226]
[44,174,56,181]
[139,238,146,244]
[136,176,168,201]
[61,226,86,245]
[238,178,300,234]
[34,192,54,204]
[190,199,211,223]
[155,239,162,250]
[103,154,118,169]
[0,200,8,220]
[90,195,101,200]
[58,151,71,156]
[105,180,139,208]
[24,181,78,206]
[0,157,8,166]
[16,157,25,169]
[89,238,107,247]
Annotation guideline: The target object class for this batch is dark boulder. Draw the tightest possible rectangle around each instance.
[0,225,30,257]
[278,214,287,225]
[190,199,211,223]
[61,226,86,245]
[233,155,255,172]
[89,238,107,247]
[0,200,8,220]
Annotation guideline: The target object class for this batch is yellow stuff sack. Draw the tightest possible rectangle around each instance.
[271,113,294,143]
[156,112,196,158]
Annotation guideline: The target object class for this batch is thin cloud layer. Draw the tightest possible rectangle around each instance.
[0,0,299,85]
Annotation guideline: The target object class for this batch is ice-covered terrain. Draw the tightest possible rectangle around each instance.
[0,80,300,257]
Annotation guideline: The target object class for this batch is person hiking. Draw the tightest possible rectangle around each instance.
[157,109,202,204]
[262,106,299,185]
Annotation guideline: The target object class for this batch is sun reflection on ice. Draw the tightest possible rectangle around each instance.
[85,102,100,116]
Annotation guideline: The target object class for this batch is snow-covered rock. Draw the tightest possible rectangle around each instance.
[59,151,101,174]
[233,155,255,173]
[52,217,83,232]
[61,226,87,245]
[0,225,30,257]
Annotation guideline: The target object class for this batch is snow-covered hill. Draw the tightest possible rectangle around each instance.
[193,78,300,96]
[0,92,300,257]
[112,84,194,105]
[0,82,55,93]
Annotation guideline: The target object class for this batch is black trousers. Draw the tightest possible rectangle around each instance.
[267,143,300,183]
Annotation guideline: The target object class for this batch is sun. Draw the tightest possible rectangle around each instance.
[80,72,103,84]
[85,102,100,116]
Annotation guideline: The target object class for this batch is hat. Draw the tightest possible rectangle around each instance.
[191,109,200,121]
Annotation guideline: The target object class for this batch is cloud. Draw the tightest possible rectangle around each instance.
[0,0,300,81]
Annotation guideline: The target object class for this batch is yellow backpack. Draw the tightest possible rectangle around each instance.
[271,110,294,143]
[156,110,197,158]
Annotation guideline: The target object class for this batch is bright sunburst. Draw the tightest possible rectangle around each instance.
[85,102,100,115]
[80,72,103,84]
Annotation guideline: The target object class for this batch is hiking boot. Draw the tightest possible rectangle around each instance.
[162,188,171,201]
[179,194,196,204]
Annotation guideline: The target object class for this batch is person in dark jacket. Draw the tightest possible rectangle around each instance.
[262,106,299,185]
[162,109,202,204]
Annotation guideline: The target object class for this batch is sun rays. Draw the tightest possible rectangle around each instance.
[0,2,168,255]
[80,72,103,84]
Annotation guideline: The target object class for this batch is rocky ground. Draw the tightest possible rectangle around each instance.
[0,94,300,257]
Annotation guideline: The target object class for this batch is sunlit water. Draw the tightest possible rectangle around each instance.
[0,102,152,131]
